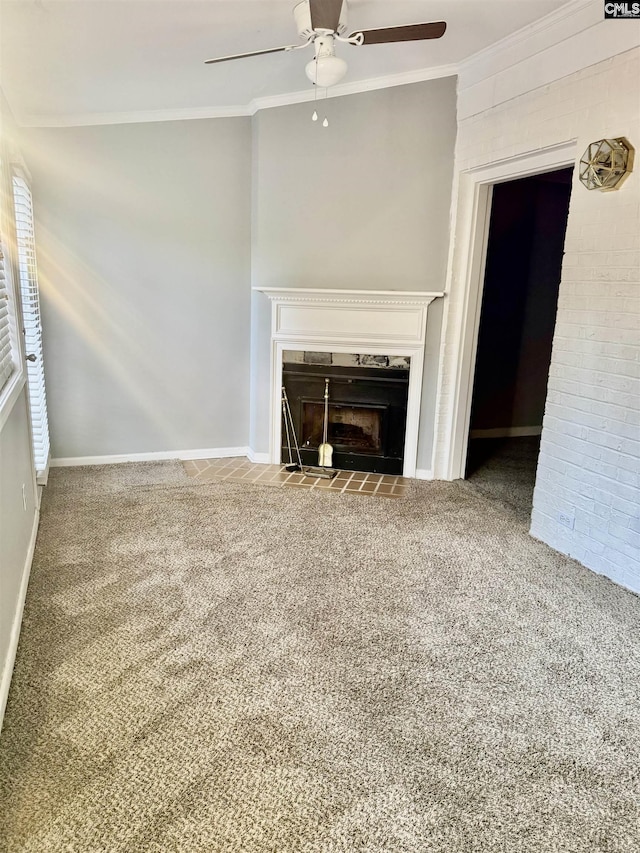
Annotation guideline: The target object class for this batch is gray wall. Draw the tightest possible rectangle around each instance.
[21,118,252,458]
[0,391,37,715]
[0,88,39,726]
[250,79,457,466]
[21,79,456,466]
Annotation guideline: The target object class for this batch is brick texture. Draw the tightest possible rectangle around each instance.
[440,49,640,591]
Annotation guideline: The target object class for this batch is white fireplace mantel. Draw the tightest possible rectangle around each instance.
[253,287,444,478]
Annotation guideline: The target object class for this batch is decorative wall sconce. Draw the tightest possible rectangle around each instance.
[579,137,634,191]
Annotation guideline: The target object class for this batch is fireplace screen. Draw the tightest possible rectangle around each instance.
[302,402,383,455]
[282,362,409,474]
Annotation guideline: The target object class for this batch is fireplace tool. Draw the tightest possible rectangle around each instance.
[281,386,302,472]
[317,378,334,469]
[304,377,336,479]
[281,385,336,480]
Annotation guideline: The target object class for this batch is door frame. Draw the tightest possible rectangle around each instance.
[432,140,577,481]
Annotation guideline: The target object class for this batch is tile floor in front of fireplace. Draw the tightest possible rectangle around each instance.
[182,457,408,498]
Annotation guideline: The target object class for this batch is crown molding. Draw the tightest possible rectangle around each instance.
[15,63,458,128]
[456,0,639,119]
[17,104,253,128]
[247,63,458,115]
[458,0,592,82]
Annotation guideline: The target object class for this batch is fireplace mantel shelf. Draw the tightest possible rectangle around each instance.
[254,287,445,306]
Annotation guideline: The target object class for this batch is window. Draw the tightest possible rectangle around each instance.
[12,171,50,478]
[0,238,15,394]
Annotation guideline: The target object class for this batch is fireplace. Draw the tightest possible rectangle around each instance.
[254,287,444,478]
[282,361,409,474]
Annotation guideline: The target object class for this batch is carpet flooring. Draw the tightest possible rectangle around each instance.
[1,460,639,852]
[465,437,541,519]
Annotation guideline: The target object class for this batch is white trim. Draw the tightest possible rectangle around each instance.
[255,288,442,479]
[433,140,577,482]
[272,339,425,478]
[439,181,492,482]
[0,507,39,732]
[464,140,580,186]
[8,154,32,184]
[253,287,444,304]
[176,447,249,461]
[0,370,26,432]
[248,64,458,114]
[0,215,28,431]
[457,3,640,120]
[36,451,50,486]
[247,449,271,465]
[16,65,458,128]
[50,446,250,467]
[18,104,253,129]
[460,0,591,79]
[414,468,433,481]
[470,426,543,439]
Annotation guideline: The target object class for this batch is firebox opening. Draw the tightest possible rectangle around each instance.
[282,352,410,475]
[302,402,385,455]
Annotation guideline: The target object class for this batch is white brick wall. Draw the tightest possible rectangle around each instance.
[437,48,640,592]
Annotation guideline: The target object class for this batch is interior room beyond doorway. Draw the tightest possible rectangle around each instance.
[465,167,574,514]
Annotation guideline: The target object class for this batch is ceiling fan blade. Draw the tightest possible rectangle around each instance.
[351,21,446,46]
[309,0,343,32]
[205,45,298,65]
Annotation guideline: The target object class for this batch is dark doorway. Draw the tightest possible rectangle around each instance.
[465,167,573,513]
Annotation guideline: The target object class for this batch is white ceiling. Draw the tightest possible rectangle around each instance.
[1,0,573,125]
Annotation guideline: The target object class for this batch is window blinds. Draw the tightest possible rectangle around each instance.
[12,173,50,477]
[0,239,15,394]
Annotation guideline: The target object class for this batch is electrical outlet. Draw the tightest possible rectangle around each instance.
[558,511,575,530]
[22,483,27,511]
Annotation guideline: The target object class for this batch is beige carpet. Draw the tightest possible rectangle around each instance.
[1,461,639,852]
[466,436,541,518]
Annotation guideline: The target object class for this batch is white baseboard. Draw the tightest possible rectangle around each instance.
[0,508,40,732]
[470,426,542,439]
[50,446,251,467]
[414,468,434,480]
[247,449,271,465]
[178,447,249,461]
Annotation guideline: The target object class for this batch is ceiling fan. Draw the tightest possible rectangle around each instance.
[205,0,447,89]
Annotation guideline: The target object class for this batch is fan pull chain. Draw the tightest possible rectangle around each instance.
[312,57,319,121]
[310,60,329,127]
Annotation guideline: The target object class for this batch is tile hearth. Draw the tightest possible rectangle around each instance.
[182,457,408,498]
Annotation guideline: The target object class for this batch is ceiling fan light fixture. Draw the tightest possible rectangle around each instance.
[205,2,448,95]
[305,54,348,88]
